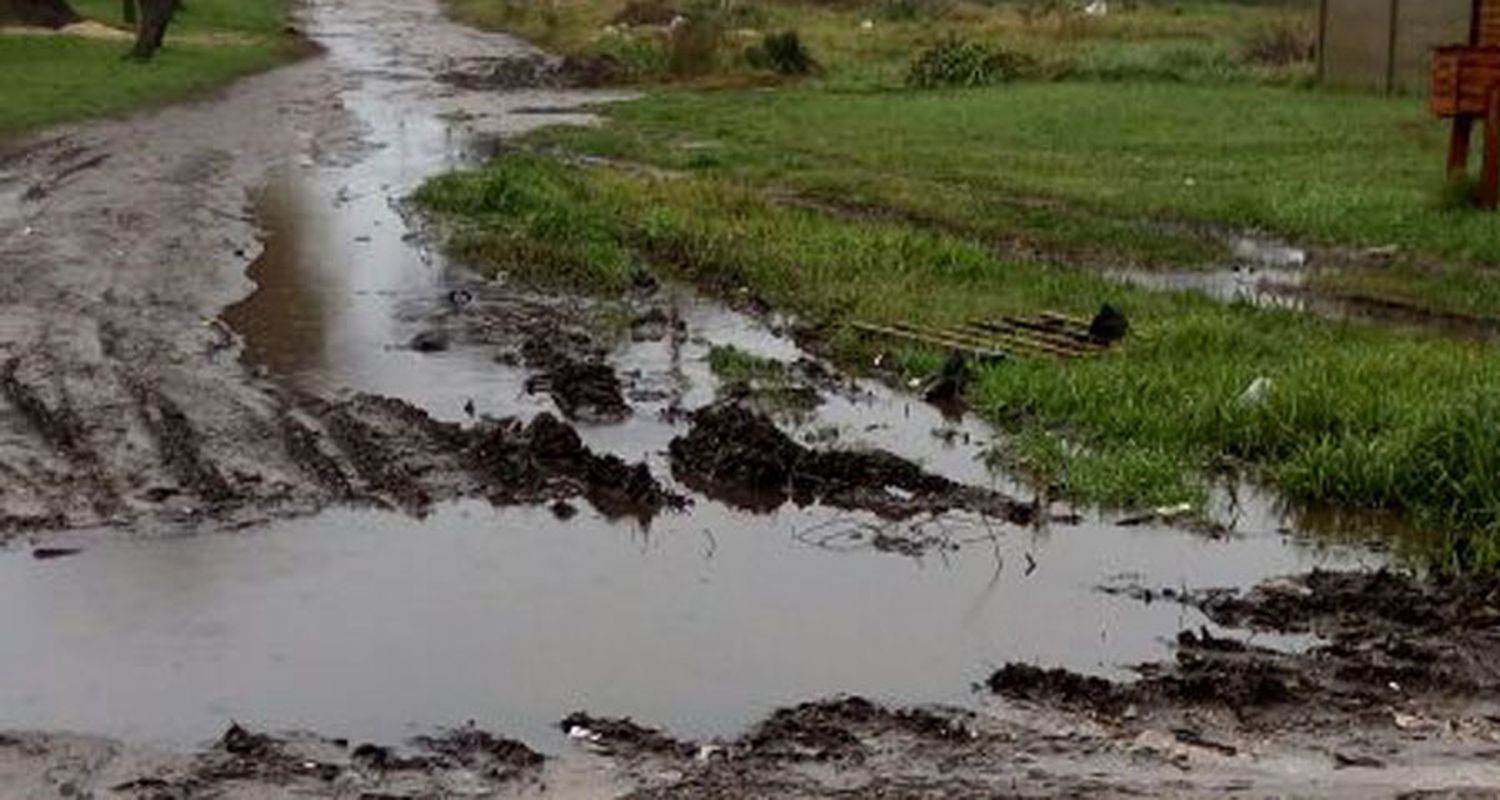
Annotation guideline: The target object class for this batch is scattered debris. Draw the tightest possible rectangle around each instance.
[852,310,1117,362]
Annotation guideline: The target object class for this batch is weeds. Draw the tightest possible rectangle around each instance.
[746,31,817,75]
[411,154,643,292]
[907,35,1030,87]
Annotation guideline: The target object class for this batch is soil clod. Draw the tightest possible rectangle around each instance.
[525,359,632,423]
[669,400,1033,521]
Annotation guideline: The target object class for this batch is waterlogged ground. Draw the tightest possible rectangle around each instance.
[1,0,1498,796]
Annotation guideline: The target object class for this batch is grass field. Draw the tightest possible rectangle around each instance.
[0,0,296,139]
[423,0,1500,569]
[445,0,1314,88]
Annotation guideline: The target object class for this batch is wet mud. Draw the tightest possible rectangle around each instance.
[0,723,556,799]
[670,400,1034,523]
[438,53,628,90]
[2,0,1495,794]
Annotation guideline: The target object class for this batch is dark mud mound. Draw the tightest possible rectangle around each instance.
[438,53,625,90]
[1186,569,1500,701]
[997,569,1500,727]
[561,713,696,759]
[743,697,971,765]
[286,392,680,521]
[409,725,544,781]
[469,412,684,520]
[668,401,1033,522]
[987,663,1128,712]
[1195,568,1500,637]
[108,722,542,797]
[526,360,631,423]
[575,698,998,798]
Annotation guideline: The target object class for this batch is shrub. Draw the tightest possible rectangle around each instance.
[907,35,1031,88]
[745,30,817,75]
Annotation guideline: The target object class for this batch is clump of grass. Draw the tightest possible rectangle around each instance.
[907,35,1032,88]
[411,153,642,292]
[708,344,787,382]
[594,32,671,80]
[1437,174,1483,212]
[707,345,822,416]
[745,30,817,75]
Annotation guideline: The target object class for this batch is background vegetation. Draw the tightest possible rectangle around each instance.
[0,0,297,139]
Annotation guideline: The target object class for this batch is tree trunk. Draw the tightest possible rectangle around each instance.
[0,0,81,28]
[127,0,176,61]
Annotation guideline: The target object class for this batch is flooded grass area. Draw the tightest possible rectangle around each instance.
[414,153,1500,566]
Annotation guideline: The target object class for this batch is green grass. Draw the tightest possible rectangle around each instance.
[0,0,296,140]
[415,152,1500,570]
[70,0,292,34]
[427,0,1500,569]
[444,0,1314,88]
[527,82,1500,271]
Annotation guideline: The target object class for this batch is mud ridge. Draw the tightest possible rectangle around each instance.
[100,722,543,797]
[525,358,632,423]
[668,400,1033,522]
[132,383,237,506]
[997,569,1500,728]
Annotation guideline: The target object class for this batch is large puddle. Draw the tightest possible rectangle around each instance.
[0,0,1393,758]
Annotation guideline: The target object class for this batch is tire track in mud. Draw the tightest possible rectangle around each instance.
[130,381,237,506]
[0,354,122,519]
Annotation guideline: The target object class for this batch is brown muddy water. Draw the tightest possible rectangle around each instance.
[0,0,1392,762]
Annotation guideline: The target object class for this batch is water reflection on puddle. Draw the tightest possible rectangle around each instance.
[0,498,1377,750]
[24,0,1396,756]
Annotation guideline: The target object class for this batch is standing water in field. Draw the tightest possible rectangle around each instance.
[0,0,1394,762]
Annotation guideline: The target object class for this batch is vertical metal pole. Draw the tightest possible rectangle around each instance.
[1386,0,1401,94]
[1316,0,1328,84]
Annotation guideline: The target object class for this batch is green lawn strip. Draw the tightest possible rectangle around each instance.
[0,0,296,141]
[70,0,292,35]
[534,82,1500,263]
[416,152,1500,569]
[443,0,1312,88]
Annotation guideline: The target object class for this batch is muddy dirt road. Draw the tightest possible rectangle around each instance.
[2,0,1499,797]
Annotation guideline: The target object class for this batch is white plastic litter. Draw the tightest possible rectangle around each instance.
[1238,376,1273,407]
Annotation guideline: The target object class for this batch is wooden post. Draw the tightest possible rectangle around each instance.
[1450,115,1476,177]
[1481,86,1500,208]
